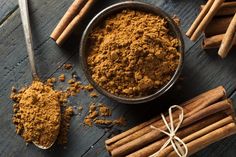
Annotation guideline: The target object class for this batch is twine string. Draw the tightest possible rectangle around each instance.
[149,105,188,157]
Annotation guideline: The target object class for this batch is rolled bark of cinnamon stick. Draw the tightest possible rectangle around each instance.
[203,34,236,49]
[168,122,236,157]
[109,99,232,157]
[127,112,228,157]
[182,99,232,128]
[179,86,225,106]
[157,116,234,157]
[190,0,224,41]
[105,86,226,152]
[201,2,236,16]
[105,116,161,146]
[50,0,86,41]
[56,0,96,45]
[218,13,236,58]
[183,86,226,117]
[204,16,233,37]
[186,0,215,38]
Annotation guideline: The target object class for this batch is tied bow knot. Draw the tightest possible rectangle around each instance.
[149,105,188,157]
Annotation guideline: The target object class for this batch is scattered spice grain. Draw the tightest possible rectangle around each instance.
[66,79,83,96]
[46,77,57,87]
[63,63,73,70]
[172,15,181,26]
[89,103,96,112]
[68,79,75,84]
[84,119,93,127]
[78,106,83,112]
[87,9,181,97]
[98,104,111,116]
[83,103,125,127]
[94,119,113,125]
[82,84,94,91]
[113,117,126,126]
[59,74,65,82]
[90,91,98,97]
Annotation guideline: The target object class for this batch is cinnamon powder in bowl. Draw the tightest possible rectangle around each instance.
[80,1,184,104]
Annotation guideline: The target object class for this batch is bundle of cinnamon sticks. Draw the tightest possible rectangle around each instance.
[105,86,236,157]
[50,0,96,45]
[186,0,236,58]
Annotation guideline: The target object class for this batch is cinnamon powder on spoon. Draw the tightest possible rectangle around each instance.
[11,81,63,147]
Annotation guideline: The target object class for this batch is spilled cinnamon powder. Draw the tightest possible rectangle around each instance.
[57,106,73,145]
[63,63,73,70]
[59,74,65,82]
[98,104,111,116]
[11,67,125,147]
[83,103,125,127]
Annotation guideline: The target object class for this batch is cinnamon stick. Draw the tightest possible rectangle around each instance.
[105,86,226,151]
[56,0,96,45]
[218,13,236,58]
[158,116,234,157]
[182,86,226,117]
[189,0,224,41]
[105,116,161,146]
[50,0,86,40]
[168,122,236,157]
[109,99,231,157]
[201,2,236,16]
[205,16,232,37]
[182,99,232,128]
[186,0,215,38]
[203,34,236,49]
[127,112,227,157]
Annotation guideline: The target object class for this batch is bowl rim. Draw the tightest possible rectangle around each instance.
[80,1,185,104]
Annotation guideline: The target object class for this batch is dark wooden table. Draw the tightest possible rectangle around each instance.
[1,0,236,156]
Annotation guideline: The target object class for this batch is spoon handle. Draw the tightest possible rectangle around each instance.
[18,0,38,79]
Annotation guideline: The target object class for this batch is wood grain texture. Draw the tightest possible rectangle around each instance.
[0,0,17,25]
[0,0,236,157]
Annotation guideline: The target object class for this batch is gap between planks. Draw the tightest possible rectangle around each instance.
[0,5,18,27]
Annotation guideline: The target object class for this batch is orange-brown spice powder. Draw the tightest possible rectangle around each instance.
[11,81,61,148]
[87,9,181,97]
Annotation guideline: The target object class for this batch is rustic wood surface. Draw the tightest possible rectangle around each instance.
[0,0,236,157]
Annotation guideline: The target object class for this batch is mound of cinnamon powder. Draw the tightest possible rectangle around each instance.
[87,9,181,97]
[11,81,62,147]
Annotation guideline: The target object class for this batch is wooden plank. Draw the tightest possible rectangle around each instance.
[0,0,17,25]
[230,91,236,107]
[1,0,236,157]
